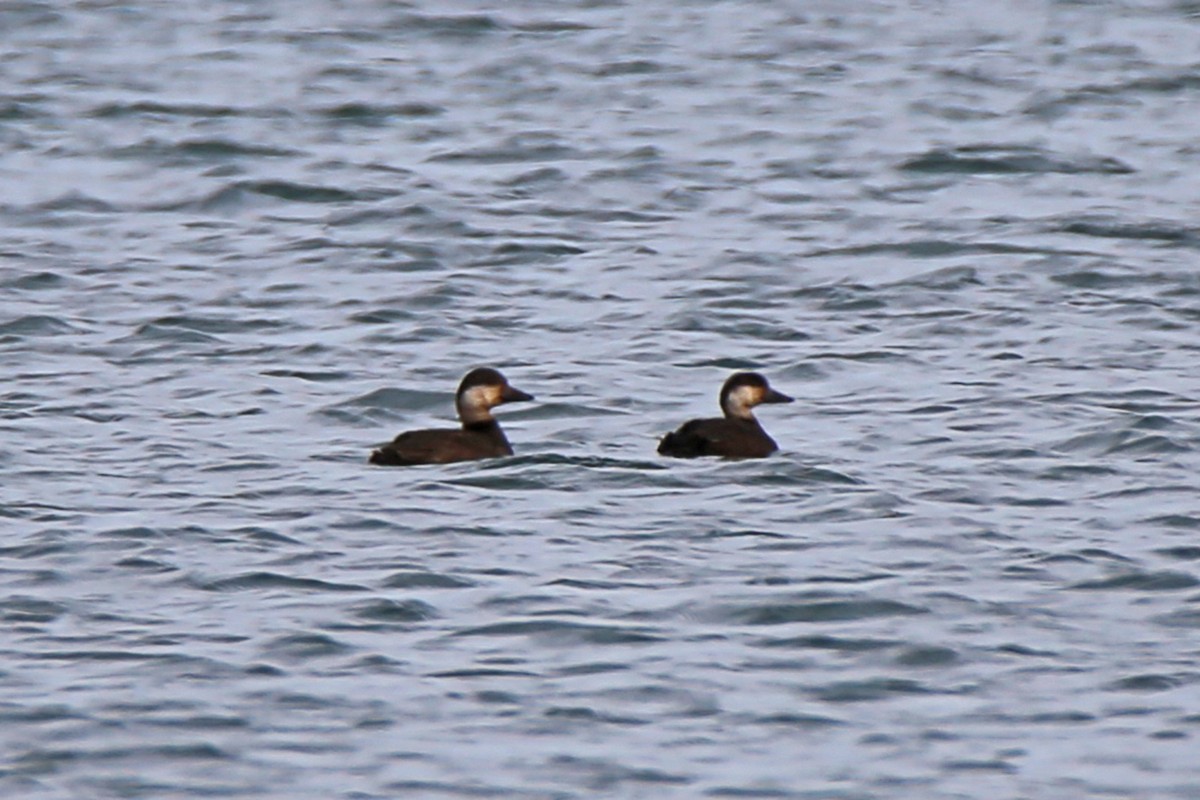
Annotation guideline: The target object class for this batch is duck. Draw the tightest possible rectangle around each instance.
[657,372,793,458]
[369,367,533,466]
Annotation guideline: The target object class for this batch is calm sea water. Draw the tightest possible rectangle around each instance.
[3,1,1200,798]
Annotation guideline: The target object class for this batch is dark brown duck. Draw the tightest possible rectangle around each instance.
[657,372,793,458]
[369,367,533,466]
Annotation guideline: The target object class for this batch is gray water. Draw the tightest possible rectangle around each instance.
[3,1,1200,798]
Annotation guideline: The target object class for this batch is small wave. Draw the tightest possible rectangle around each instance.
[809,349,918,363]
[511,402,629,422]
[0,596,67,624]
[541,755,691,788]
[754,634,898,651]
[1152,609,1200,629]
[542,706,646,725]
[807,284,887,312]
[465,451,662,469]
[1069,571,1199,591]
[675,357,762,370]
[319,102,444,121]
[805,240,1079,259]
[323,386,445,416]
[755,466,863,486]
[1023,70,1200,116]
[116,322,221,345]
[12,742,231,768]
[484,240,587,265]
[746,712,846,729]
[498,166,570,189]
[261,369,355,382]
[1,271,68,291]
[593,59,669,77]
[514,19,594,33]
[1148,514,1200,531]
[1033,387,1184,410]
[35,192,116,212]
[114,557,175,572]
[348,308,418,325]
[195,571,368,593]
[89,100,257,119]
[260,633,354,661]
[546,577,650,590]
[1055,429,1190,456]
[146,314,288,335]
[1054,216,1200,246]
[1155,545,1200,559]
[664,315,808,343]
[350,598,438,623]
[0,315,80,336]
[385,12,507,38]
[97,526,159,540]
[453,619,664,644]
[154,180,398,212]
[889,265,983,290]
[242,179,392,204]
[110,137,301,161]
[0,704,83,725]
[324,388,446,429]
[906,403,958,415]
[1049,268,1150,289]
[894,645,960,667]
[942,759,1017,774]
[899,144,1133,175]
[381,571,475,589]
[0,99,40,120]
[813,677,940,703]
[444,462,695,493]
[428,667,539,678]
[39,403,127,424]
[1106,673,1191,692]
[717,596,928,625]
[428,136,587,165]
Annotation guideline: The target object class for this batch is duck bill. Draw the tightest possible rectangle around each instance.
[763,388,793,404]
[500,384,534,403]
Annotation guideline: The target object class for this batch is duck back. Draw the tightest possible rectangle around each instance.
[370,421,512,466]
[657,417,778,459]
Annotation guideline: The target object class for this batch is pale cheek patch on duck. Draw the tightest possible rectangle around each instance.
[722,385,762,419]
[458,385,502,422]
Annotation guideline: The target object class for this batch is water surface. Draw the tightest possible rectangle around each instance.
[3,2,1200,798]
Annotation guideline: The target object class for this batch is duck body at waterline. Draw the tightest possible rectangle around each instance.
[657,372,793,459]
[369,368,533,466]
